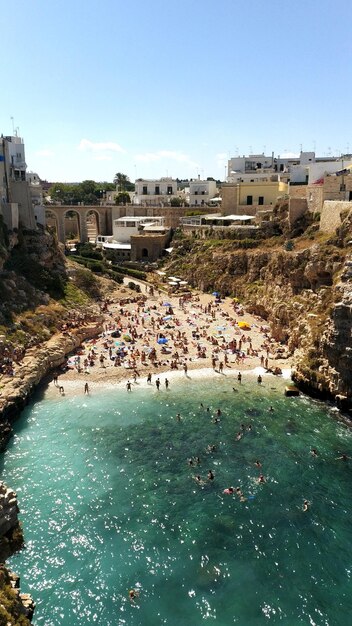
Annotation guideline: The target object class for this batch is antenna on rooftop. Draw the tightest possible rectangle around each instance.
[10,116,15,135]
[299,143,303,153]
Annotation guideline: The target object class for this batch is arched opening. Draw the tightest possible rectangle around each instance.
[45,210,59,238]
[86,210,100,242]
[141,247,149,258]
[64,210,81,243]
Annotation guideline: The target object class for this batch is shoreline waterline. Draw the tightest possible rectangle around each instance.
[43,364,293,398]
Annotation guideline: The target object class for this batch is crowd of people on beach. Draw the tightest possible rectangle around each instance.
[0,342,25,377]
[58,290,288,385]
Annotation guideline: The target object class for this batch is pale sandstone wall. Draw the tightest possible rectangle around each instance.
[320,201,352,233]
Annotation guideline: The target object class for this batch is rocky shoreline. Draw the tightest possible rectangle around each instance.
[0,282,350,623]
[0,322,103,622]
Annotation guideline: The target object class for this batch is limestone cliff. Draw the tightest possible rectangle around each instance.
[165,215,352,410]
[0,482,35,624]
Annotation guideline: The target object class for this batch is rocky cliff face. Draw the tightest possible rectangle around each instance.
[0,226,67,325]
[0,482,35,624]
[166,217,352,409]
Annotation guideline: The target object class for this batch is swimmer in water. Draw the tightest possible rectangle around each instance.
[302,500,310,512]
[335,453,350,461]
[129,589,139,601]
[269,405,274,412]
[194,475,204,484]
[258,474,266,484]
[223,487,234,495]
[310,448,318,457]
[176,413,181,421]
[207,469,214,481]
[254,459,262,468]
[235,431,243,441]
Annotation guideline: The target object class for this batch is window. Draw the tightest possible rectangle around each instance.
[167,186,173,195]
[155,186,160,195]
[142,186,147,195]
[258,196,264,205]
[247,195,253,205]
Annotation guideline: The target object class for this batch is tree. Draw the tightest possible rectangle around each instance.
[115,192,131,205]
[170,196,183,207]
[113,172,128,192]
[113,172,135,192]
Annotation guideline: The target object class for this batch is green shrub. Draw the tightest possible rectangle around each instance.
[128,281,141,292]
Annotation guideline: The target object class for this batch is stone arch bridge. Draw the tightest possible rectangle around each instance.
[45,205,112,243]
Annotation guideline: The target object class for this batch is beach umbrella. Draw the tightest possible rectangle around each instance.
[163,302,172,306]
[157,337,168,344]
[156,270,166,275]
[212,291,219,297]
[179,280,188,285]
[169,277,181,281]
[168,281,178,286]
[163,315,173,320]
[238,321,251,330]
[123,334,132,341]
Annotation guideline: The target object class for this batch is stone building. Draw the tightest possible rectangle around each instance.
[221,180,288,217]
[0,135,37,230]
[133,177,178,206]
[189,178,217,206]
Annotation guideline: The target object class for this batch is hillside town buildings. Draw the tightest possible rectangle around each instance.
[1,132,352,250]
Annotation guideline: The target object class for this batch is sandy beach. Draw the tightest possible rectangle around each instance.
[47,285,293,398]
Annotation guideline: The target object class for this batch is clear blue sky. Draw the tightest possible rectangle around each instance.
[2,0,351,183]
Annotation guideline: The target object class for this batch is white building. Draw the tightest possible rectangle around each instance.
[112,215,167,243]
[227,151,352,186]
[0,135,36,230]
[189,178,217,206]
[133,178,178,206]
[26,171,45,227]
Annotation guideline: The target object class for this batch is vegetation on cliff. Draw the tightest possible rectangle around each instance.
[163,208,352,406]
[0,225,106,352]
[0,566,31,625]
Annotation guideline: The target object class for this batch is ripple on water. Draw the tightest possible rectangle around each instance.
[2,375,352,625]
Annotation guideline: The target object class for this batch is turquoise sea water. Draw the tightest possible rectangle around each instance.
[1,373,351,626]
